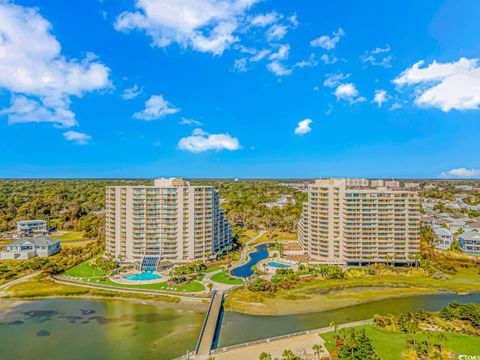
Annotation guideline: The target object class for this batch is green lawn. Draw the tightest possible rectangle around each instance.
[254,230,298,244]
[320,325,480,360]
[64,260,105,278]
[206,266,222,273]
[63,261,205,293]
[211,271,243,285]
[51,231,87,241]
[97,278,206,293]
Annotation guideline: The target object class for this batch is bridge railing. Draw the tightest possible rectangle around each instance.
[194,290,218,355]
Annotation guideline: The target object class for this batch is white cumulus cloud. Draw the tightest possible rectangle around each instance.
[250,12,279,27]
[440,168,480,179]
[266,24,287,41]
[122,84,143,100]
[372,89,390,107]
[294,118,312,135]
[394,58,480,112]
[267,61,292,76]
[178,128,240,153]
[324,73,350,88]
[133,95,180,120]
[180,117,202,126]
[320,54,338,65]
[0,2,111,128]
[114,0,259,55]
[63,130,91,145]
[334,83,366,104]
[1,95,76,127]
[310,28,345,50]
[361,45,392,68]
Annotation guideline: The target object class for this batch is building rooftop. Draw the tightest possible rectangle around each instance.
[459,230,480,241]
[17,220,47,224]
[433,227,452,236]
[8,235,59,247]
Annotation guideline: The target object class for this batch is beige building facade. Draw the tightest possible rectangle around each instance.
[105,178,231,265]
[299,178,420,265]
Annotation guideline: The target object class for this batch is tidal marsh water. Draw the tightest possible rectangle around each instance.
[1,293,480,359]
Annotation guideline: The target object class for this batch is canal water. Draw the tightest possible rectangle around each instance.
[1,293,480,359]
[231,243,270,278]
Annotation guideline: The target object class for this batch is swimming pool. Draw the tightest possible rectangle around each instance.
[266,261,292,268]
[123,271,163,281]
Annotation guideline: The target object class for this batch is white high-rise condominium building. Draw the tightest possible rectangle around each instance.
[299,178,420,265]
[105,178,231,266]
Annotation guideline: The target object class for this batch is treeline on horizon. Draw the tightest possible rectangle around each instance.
[0,179,146,237]
[0,179,306,238]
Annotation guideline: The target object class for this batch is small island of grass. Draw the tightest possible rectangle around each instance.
[211,271,243,285]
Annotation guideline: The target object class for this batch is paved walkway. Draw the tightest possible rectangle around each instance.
[50,276,208,301]
[212,319,373,360]
[0,271,41,290]
[202,270,238,293]
[214,332,327,360]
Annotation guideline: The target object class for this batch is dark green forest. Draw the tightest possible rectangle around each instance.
[0,179,306,239]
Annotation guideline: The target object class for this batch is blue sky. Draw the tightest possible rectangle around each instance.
[1,0,480,179]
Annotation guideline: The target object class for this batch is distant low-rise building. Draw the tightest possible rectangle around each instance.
[371,179,384,187]
[16,220,47,235]
[345,178,370,187]
[455,185,476,191]
[444,217,469,233]
[385,180,400,189]
[0,235,61,260]
[404,182,420,189]
[458,231,480,255]
[261,194,295,208]
[433,228,453,250]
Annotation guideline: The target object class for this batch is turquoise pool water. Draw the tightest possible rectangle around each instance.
[267,261,291,268]
[123,271,163,281]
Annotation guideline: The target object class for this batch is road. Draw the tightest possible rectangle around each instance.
[0,271,42,296]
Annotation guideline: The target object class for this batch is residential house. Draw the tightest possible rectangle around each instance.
[433,228,453,250]
[16,220,47,235]
[0,235,61,260]
[458,231,480,255]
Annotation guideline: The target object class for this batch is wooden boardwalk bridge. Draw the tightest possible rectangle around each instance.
[194,290,224,359]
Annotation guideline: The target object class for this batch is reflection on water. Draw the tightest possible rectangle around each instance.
[231,243,270,278]
[1,292,479,359]
[0,299,205,360]
[217,292,480,348]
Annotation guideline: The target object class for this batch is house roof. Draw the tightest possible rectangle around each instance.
[434,228,452,237]
[8,235,59,247]
[17,220,47,225]
[460,231,480,241]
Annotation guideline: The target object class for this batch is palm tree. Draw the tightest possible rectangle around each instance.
[259,353,272,360]
[329,320,338,337]
[207,282,214,294]
[312,344,323,359]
